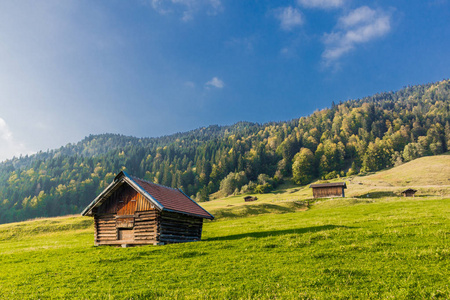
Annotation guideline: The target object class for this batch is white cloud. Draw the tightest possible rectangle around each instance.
[184,81,196,88]
[322,6,391,65]
[297,0,345,9]
[338,6,376,28]
[0,117,29,161]
[205,77,224,88]
[275,6,304,31]
[150,0,223,21]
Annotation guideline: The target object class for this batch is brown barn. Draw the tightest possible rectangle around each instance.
[310,182,347,199]
[244,196,258,202]
[401,188,417,197]
[81,171,214,246]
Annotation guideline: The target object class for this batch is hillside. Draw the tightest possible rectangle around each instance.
[0,194,448,299]
[0,79,449,224]
[199,154,450,219]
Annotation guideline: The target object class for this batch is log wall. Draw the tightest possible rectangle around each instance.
[159,211,203,244]
[95,210,159,246]
[93,182,204,246]
[95,213,117,245]
[312,186,345,198]
[133,210,159,244]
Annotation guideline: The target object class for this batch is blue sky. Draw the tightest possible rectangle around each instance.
[0,0,449,161]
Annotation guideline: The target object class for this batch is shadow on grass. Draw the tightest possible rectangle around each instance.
[356,191,396,198]
[211,202,308,220]
[205,224,353,242]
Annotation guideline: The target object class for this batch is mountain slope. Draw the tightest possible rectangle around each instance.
[0,79,449,224]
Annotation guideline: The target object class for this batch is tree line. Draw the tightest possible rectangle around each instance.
[0,79,449,224]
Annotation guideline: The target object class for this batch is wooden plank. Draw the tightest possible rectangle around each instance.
[97,235,118,238]
[97,220,115,223]
[135,223,157,227]
[134,231,157,235]
[98,220,116,224]
[134,234,156,238]
[160,234,200,240]
[161,232,200,238]
[96,238,118,242]
[135,225,156,229]
[159,218,199,224]
[160,230,200,236]
[96,240,158,245]
[98,213,116,218]
[159,218,203,225]
[97,231,117,235]
[135,225,156,230]
[97,232,117,236]
[98,227,117,231]
[135,217,157,222]
[161,212,202,220]
[134,227,157,232]
[134,230,156,234]
[160,215,202,222]
[160,225,200,232]
[159,224,201,231]
[134,220,157,225]
[134,232,157,236]
[160,221,200,228]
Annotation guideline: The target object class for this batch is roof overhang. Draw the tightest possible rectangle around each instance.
[309,182,347,189]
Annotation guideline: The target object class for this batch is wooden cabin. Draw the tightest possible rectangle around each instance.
[81,171,214,246]
[401,188,417,197]
[309,182,347,199]
[244,196,258,202]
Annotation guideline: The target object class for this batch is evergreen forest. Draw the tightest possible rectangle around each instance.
[0,79,449,224]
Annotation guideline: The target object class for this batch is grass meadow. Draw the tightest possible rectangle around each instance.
[0,195,449,299]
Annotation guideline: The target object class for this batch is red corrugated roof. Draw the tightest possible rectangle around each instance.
[132,176,214,219]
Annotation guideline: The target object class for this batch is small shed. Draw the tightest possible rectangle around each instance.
[244,196,258,202]
[310,182,347,199]
[401,188,417,197]
[81,171,214,246]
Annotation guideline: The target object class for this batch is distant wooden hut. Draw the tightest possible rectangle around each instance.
[310,182,347,199]
[81,171,214,246]
[401,188,417,197]
[244,196,258,202]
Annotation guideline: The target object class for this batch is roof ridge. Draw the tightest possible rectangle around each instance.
[130,175,180,191]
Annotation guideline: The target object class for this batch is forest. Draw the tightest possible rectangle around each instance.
[0,79,449,224]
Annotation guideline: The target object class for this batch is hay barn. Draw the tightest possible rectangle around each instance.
[401,188,417,197]
[81,171,214,246]
[310,182,347,199]
[244,196,257,202]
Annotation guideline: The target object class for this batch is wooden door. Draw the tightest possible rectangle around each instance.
[118,228,134,241]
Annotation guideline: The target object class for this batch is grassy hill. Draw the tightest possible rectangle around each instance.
[201,154,450,218]
[0,155,449,299]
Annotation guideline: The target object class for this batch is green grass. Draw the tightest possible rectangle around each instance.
[0,196,449,299]
[1,155,449,299]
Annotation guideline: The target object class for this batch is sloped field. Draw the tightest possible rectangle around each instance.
[0,196,449,299]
